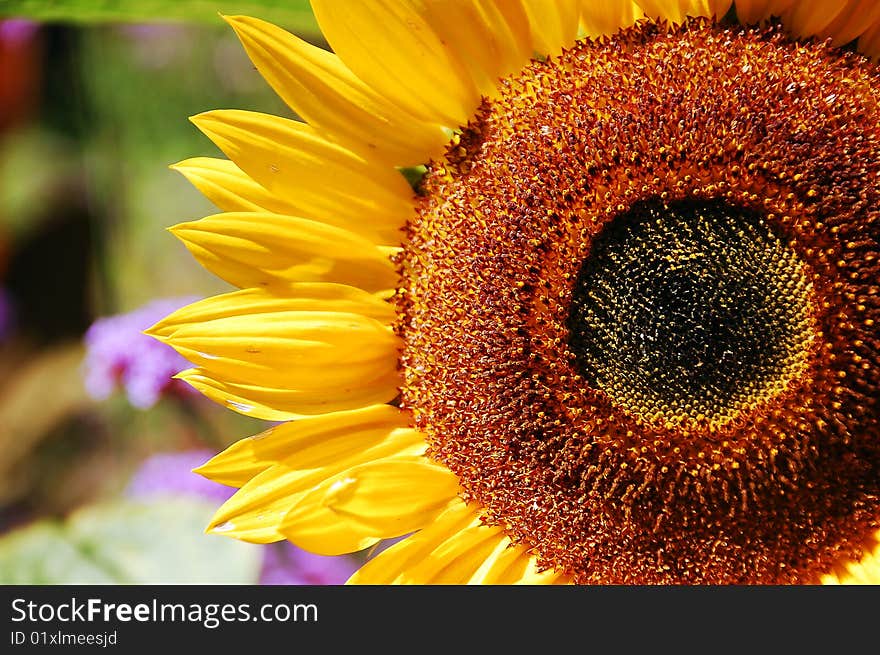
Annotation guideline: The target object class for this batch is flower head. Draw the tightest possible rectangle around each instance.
[151,1,880,584]
[85,297,200,409]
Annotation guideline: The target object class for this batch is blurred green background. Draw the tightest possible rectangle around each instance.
[0,2,360,583]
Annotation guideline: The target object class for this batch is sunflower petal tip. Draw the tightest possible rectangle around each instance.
[223,14,252,28]
[224,14,267,32]
[143,313,179,340]
[166,223,188,239]
[204,519,228,537]
[175,370,205,389]
[207,519,237,537]
[191,462,212,478]
[188,112,215,129]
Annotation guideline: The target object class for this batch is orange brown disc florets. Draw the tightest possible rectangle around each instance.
[397,19,880,584]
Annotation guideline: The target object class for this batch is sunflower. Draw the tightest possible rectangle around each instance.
[147,0,880,584]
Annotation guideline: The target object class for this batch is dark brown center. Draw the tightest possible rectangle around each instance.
[568,197,816,429]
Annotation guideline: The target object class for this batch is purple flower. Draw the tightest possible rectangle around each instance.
[0,288,14,341]
[126,449,234,503]
[259,543,358,586]
[83,297,199,409]
[128,449,359,585]
[0,19,38,47]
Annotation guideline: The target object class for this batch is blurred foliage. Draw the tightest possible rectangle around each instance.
[0,13,294,573]
[0,1,320,37]
[0,342,94,508]
[67,21,295,310]
[0,498,262,583]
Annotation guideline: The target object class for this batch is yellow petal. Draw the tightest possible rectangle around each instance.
[780,0,848,38]
[190,110,414,244]
[515,563,572,584]
[171,157,397,245]
[150,306,400,410]
[415,1,533,96]
[481,545,572,584]
[488,0,534,61]
[817,0,880,46]
[310,0,480,127]
[634,0,724,24]
[346,498,480,584]
[578,0,732,39]
[206,428,426,543]
[520,0,582,56]
[466,537,550,584]
[149,285,395,333]
[177,367,404,420]
[821,531,880,585]
[175,369,288,421]
[223,15,447,167]
[859,19,880,60]
[171,158,284,214]
[280,456,460,555]
[400,522,509,583]
[194,404,412,487]
[169,212,399,292]
[579,0,642,38]
[732,0,796,25]
[707,0,734,16]
[349,497,572,585]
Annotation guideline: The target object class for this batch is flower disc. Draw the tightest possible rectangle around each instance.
[399,19,880,584]
[567,197,817,429]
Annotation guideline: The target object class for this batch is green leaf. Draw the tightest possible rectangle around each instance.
[0,498,263,584]
[0,523,115,584]
[0,0,319,35]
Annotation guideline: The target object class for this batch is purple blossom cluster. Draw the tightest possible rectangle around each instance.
[127,449,359,585]
[258,542,358,586]
[83,297,198,409]
[0,19,38,46]
[0,288,14,342]
[126,449,233,503]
